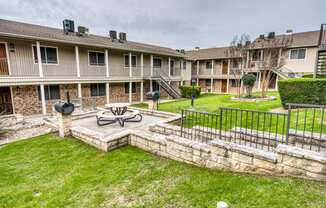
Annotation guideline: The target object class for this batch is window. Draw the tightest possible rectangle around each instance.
[183,61,187,70]
[153,58,162,68]
[252,50,263,61]
[290,48,306,60]
[205,79,211,87]
[124,55,137,67]
[232,60,239,68]
[230,80,238,87]
[124,82,136,94]
[206,61,212,69]
[33,46,58,64]
[90,83,106,97]
[89,51,105,66]
[38,85,60,100]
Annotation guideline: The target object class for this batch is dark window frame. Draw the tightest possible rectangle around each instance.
[124,55,137,67]
[38,85,60,101]
[153,58,162,68]
[88,51,105,66]
[124,82,136,94]
[90,83,106,97]
[33,46,58,64]
[183,61,187,70]
[206,61,212,69]
[290,48,306,60]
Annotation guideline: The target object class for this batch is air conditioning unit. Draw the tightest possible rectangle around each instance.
[77,26,89,36]
[268,32,275,39]
[109,30,117,40]
[119,32,127,42]
[63,19,75,34]
[259,34,265,39]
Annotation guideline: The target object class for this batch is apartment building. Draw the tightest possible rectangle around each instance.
[0,19,191,116]
[186,28,324,92]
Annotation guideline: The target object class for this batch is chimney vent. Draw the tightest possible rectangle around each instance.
[119,32,127,42]
[109,30,117,40]
[63,19,75,34]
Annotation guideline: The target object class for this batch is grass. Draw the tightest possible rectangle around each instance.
[0,134,325,208]
[132,92,282,114]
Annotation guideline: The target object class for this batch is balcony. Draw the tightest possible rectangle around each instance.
[0,58,9,76]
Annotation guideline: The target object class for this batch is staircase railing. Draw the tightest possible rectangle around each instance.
[153,68,181,99]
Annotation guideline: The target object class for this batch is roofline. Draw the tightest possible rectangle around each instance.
[0,31,185,58]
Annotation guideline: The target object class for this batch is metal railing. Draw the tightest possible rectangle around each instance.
[181,104,326,153]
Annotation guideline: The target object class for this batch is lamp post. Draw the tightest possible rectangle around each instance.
[191,79,196,108]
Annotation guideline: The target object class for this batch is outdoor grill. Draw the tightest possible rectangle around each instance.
[54,92,75,115]
[146,91,160,101]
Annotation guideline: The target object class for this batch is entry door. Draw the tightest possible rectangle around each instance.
[0,44,9,75]
[0,87,13,114]
[221,80,227,93]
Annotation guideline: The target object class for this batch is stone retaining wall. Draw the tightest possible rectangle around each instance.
[71,125,326,181]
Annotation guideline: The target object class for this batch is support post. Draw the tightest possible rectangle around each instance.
[140,81,144,102]
[105,49,109,77]
[196,60,199,87]
[168,57,171,77]
[150,80,153,92]
[36,41,43,78]
[140,53,144,78]
[129,82,132,103]
[227,59,230,93]
[77,83,82,98]
[106,82,110,104]
[257,72,261,89]
[129,52,132,78]
[210,60,214,92]
[150,55,153,77]
[75,46,80,77]
[40,84,46,115]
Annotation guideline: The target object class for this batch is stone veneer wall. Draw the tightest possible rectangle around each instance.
[46,84,78,114]
[12,85,42,115]
[109,82,141,103]
[82,84,106,108]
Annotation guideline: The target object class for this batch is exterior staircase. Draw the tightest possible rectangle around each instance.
[316,23,326,75]
[153,69,181,99]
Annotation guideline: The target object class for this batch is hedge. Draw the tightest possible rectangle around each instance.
[302,74,326,78]
[278,78,326,107]
[179,85,201,98]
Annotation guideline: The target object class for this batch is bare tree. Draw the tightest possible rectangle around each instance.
[226,34,251,97]
[249,33,293,97]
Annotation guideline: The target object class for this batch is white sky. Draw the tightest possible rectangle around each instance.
[0,0,325,50]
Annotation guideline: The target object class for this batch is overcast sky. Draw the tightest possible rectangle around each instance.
[1,0,326,50]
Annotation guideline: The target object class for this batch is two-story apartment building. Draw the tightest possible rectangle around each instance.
[186,29,323,92]
[0,19,191,116]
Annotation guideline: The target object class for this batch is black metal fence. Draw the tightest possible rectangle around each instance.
[181,104,326,153]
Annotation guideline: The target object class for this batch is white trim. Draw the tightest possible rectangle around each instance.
[75,46,80,77]
[150,55,153,76]
[105,49,109,77]
[77,83,82,98]
[9,86,15,114]
[140,81,144,102]
[36,42,43,78]
[129,52,132,78]
[40,84,46,115]
[129,82,132,103]
[32,44,59,65]
[0,41,12,76]
[288,48,307,61]
[150,79,153,91]
[87,50,106,67]
[140,53,144,78]
[227,59,230,93]
[106,82,110,104]
[211,60,214,75]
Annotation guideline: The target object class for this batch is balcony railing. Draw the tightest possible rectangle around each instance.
[0,58,9,75]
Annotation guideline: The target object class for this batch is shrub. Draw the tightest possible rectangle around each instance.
[302,74,326,78]
[242,74,256,97]
[278,78,326,107]
[179,85,201,98]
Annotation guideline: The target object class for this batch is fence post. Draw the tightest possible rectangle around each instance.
[181,109,184,137]
[286,104,291,144]
[219,108,223,140]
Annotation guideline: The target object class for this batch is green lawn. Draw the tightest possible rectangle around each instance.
[133,92,282,114]
[1,134,325,208]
